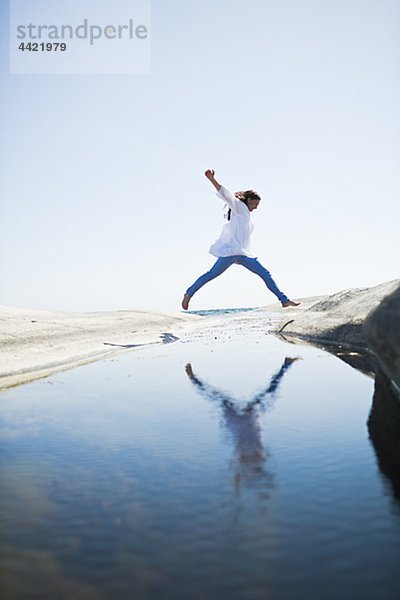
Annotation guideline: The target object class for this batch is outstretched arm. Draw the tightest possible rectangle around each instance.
[204,168,221,192]
[185,363,233,406]
[246,357,301,411]
[205,168,243,213]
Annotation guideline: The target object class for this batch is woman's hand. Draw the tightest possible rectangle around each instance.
[204,168,221,192]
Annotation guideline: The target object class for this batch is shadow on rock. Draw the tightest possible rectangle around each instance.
[368,370,400,504]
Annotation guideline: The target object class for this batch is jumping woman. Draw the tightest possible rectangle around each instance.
[181,169,300,311]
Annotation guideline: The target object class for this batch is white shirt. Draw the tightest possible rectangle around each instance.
[209,185,256,258]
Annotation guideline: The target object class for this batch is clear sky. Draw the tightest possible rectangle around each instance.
[1,0,399,312]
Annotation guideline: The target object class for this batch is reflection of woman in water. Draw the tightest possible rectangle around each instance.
[182,169,300,311]
[185,357,300,492]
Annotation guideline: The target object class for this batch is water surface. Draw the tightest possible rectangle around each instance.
[1,318,400,599]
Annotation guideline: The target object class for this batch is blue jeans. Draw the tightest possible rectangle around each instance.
[186,256,289,304]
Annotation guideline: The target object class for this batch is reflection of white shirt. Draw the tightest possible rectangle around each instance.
[209,185,256,258]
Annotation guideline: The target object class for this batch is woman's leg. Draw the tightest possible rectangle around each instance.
[182,257,235,309]
[236,256,290,304]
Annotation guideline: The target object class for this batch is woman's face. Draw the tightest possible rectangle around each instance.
[247,198,260,212]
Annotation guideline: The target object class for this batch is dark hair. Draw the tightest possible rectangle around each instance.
[226,189,261,221]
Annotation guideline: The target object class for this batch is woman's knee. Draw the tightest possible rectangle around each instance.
[207,267,223,279]
[260,267,271,277]
[253,261,271,277]
[247,262,271,278]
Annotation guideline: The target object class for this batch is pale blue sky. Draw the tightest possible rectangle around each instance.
[1,0,399,311]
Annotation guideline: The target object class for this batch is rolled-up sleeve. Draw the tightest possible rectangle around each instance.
[216,185,245,215]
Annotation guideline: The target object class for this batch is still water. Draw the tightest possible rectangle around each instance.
[1,317,400,599]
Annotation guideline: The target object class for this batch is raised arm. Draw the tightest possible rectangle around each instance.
[204,168,243,213]
[204,168,221,192]
[185,363,233,406]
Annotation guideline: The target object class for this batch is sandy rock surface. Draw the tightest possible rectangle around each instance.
[2,280,399,391]
[273,280,400,351]
[0,306,203,390]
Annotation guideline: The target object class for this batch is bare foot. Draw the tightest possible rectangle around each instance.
[182,293,191,310]
[284,357,302,365]
[282,300,301,308]
[185,363,194,378]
